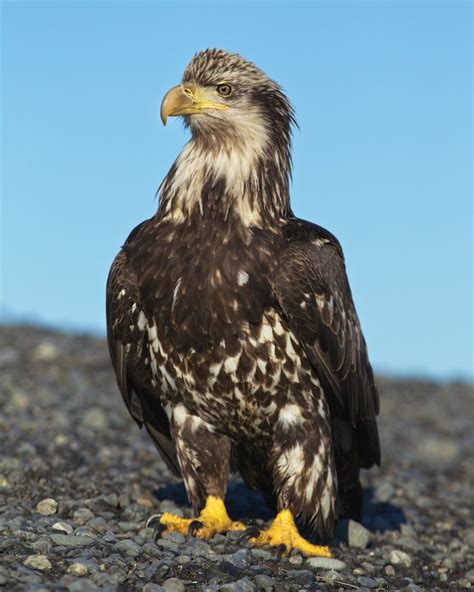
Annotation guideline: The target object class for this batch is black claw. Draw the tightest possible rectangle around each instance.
[276,543,287,558]
[188,520,203,537]
[153,523,168,543]
[146,513,162,529]
[239,526,261,543]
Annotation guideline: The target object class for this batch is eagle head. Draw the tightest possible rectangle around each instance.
[159,49,295,224]
[161,49,295,151]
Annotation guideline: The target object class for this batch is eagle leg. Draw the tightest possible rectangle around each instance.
[148,407,248,541]
[248,509,332,557]
[152,496,246,540]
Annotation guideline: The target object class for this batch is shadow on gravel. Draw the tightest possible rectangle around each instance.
[362,487,407,532]
[154,481,407,533]
[154,480,274,522]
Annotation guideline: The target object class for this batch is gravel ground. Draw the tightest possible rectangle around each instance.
[0,325,473,591]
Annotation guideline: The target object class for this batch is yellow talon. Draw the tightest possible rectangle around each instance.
[153,496,246,540]
[250,509,332,557]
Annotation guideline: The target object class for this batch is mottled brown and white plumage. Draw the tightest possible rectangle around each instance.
[106,48,380,539]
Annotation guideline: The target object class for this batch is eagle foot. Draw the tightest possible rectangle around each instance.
[248,509,332,557]
[150,496,246,542]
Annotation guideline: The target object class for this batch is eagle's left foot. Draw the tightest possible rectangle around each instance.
[147,496,246,541]
[246,509,332,557]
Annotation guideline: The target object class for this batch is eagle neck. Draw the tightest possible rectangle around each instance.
[157,134,291,227]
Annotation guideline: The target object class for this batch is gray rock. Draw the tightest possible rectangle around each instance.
[389,549,412,567]
[118,520,140,532]
[220,578,256,592]
[143,585,165,592]
[82,407,108,429]
[374,481,395,502]
[335,519,370,549]
[400,522,417,538]
[67,578,99,592]
[226,549,250,568]
[249,548,273,560]
[285,569,313,585]
[163,531,186,544]
[23,554,52,570]
[50,534,94,547]
[464,530,474,548]
[163,578,185,592]
[28,536,53,553]
[156,538,179,552]
[73,508,94,525]
[384,565,396,576]
[465,569,474,583]
[357,576,377,588]
[52,521,74,534]
[306,556,347,571]
[115,539,142,557]
[35,498,58,516]
[67,562,89,576]
[86,517,108,534]
[254,574,275,590]
[186,538,211,557]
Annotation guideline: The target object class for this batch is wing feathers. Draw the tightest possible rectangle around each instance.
[273,219,380,467]
[106,243,180,475]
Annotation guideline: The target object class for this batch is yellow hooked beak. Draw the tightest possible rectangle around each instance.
[160,84,229,125]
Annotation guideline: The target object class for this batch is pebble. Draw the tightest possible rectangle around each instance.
[0,475,10,488]
[143,585,165,592]
[306,556,347,571]
[465,569,474,583]
[226,549,250,568]
[465,530,474,548]
[357,575,377,588]
[67,562,89,576]
[163,578,185,592]
[51,521,74,534]
[254,574,275,589]
[249,548,273,560]
[32,341,59,361]
[220,578,256,592]
[285,569,313,584]
[374,480,395,502]
[67,578,98,591]
[82,407,108,429]
[335,518,370,549]
[73,508,94,525]
[115,539,142,557]
[384,565,396,576]
[23,554,52,570]
[49,534,94,547]
[35,498,58,516]
[389,549,413,567]
[163,531,186,544]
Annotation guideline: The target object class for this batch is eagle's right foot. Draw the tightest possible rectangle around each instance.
[247,509,332,557]
[147,496,246,542]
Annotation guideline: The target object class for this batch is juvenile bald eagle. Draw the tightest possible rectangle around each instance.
[106,49,380,556]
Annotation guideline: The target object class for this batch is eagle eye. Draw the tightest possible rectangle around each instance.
[217,83,232,97]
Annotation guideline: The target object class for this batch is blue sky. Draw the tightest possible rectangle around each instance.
[2,1,472,379]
